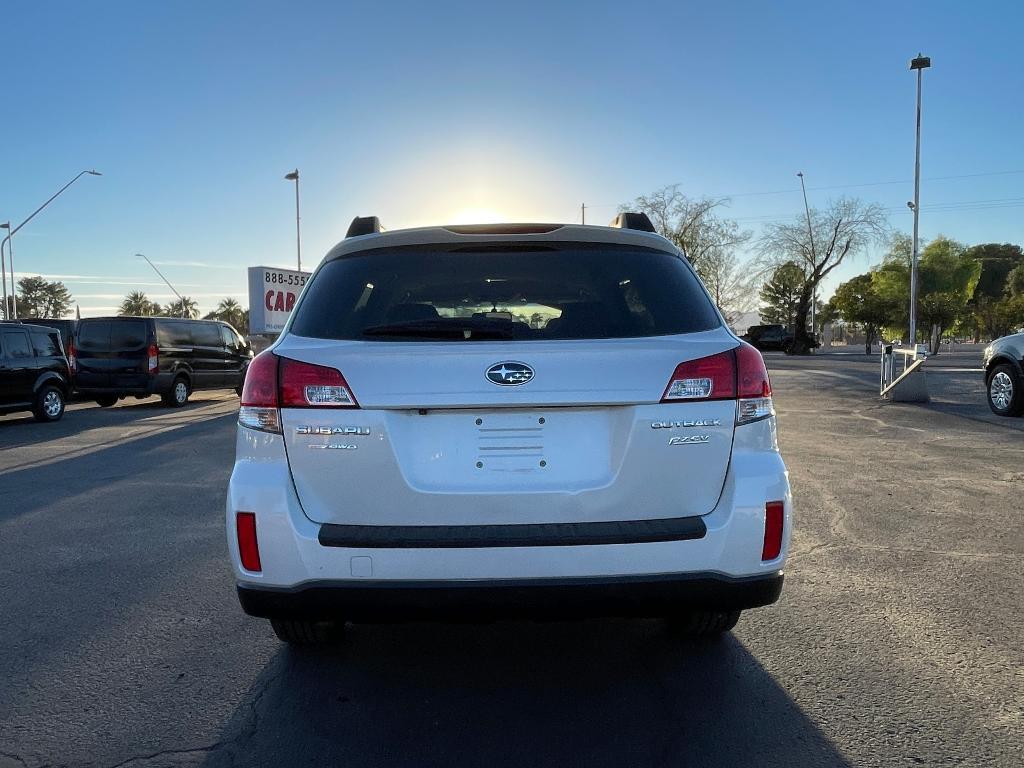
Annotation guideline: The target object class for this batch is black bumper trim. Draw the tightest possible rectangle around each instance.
[317,515,707,549]
[237,572,784,621]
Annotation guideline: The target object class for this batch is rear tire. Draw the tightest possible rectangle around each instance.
[33,385,66,422]
[270,619,345,645]
[162,376,190,407]
[95,395,118,408]
[667,610,741,639]
[987,364,1024,417]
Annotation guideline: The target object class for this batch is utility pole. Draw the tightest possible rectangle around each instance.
[285,170,301,272]
[581,203,586,225]
[796,172,818,345]
[909,54,931,349]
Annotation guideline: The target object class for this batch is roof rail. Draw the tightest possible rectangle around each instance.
[346,216,384,238]
[609,212,657,233]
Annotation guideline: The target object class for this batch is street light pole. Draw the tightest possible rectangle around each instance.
[0,169,102,319]
[284,170,301,273]
[909,54,931,348]
[137,254,187,318]
[796,171,818,342]
[0,223,9,319]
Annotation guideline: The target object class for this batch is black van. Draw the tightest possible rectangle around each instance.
[73,317,253,407]
[0,322,72,422]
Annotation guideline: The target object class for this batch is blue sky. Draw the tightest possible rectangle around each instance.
[2,0,1022,317]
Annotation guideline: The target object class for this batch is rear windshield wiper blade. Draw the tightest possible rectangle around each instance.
[361,319,515,340]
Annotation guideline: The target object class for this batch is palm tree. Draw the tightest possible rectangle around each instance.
[119,291,159,316]
[204,297,246,330]
[163,296,199,319]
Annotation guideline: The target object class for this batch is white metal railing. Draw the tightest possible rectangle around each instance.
[880,343,929,395]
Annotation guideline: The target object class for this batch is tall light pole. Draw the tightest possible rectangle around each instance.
[0,169,102,319]
[284,169,301,273]
[0,222,9,319]
[797,171,818,341]
[137,253,187,318]
[909,54,931,348]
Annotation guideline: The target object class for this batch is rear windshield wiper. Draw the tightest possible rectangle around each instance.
[361,319,515,340]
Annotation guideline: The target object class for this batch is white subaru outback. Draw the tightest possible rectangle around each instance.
[227,213,791,644]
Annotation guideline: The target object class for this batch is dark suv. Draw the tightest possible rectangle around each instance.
[743,324,795,352]
[0,323,72,422]
[74,317,253,407]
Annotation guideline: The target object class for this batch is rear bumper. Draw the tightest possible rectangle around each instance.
[237,571,784,621]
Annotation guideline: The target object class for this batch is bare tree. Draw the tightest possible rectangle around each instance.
[626,185,751,274]
[625,184,755,322]
[699,248,757,326]
[758,197,889,354]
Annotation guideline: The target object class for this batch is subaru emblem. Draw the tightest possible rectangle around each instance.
[486,361,535,386]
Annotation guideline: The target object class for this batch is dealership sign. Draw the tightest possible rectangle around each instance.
[248,266,310,334]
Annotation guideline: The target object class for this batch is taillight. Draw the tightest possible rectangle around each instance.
[236,512,262,572]
[67,341,77,373]
[661,343,774,424]
[762,501,784,560]
[735,343,774,424]
[147,343,159,375]
[661,351,736,401]
[279,357,358,408]
[238,351,282,433]
[237,351,358,433]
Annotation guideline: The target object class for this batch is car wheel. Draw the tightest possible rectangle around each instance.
[987,364,1024,417]
[162,376,190,407]
[667,610,741,639]
[95,395,118,408]
[33,385,66,422]
[270,619,345,645]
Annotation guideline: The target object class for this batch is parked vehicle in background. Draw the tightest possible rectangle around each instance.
[743,324,794,352]
[227,215,792,645]
[73,317,253,407]
[0,323,71,422]
[22,318,77,357]
[983,331,1024,417]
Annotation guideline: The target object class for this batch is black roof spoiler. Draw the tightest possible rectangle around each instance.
[609,212,657,233]
[346,216,384,238]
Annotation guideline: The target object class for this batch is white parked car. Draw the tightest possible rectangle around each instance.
[227,213,792,644]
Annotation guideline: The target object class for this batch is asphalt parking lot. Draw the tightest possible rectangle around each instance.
[1,347,1021,768]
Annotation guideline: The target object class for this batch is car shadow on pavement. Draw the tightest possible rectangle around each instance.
[200,620,851,768]
[0,393,236,447]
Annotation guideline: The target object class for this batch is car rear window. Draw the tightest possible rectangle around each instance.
[77,321,111,350]
[289,243,720,341]
[110,320,147,350]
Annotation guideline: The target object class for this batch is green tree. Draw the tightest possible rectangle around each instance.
[119,291,161,316]
[16,276,73,318]
[1006,263,1024,298]
[831,273,897,354]
[964,243,1024,299]
[757,197,889,354]
[758,262,804,328]
[872,235,980,353]
[973,295,1024,340]
[162,296,199,319]
[204,297,247,331]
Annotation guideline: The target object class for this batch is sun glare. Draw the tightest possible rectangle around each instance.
[448,207,507,225]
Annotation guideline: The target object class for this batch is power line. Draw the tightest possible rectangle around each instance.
[586,169,1024,210]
